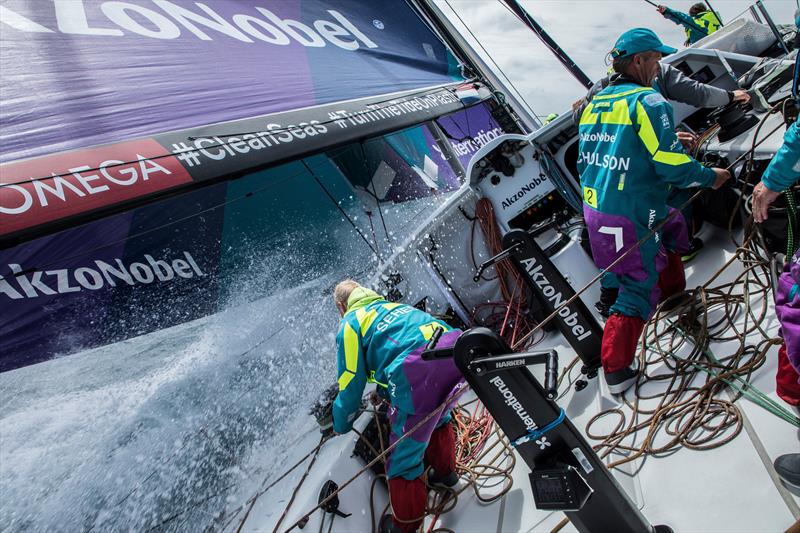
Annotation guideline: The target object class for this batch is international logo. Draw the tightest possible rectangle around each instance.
[489,375,537,431]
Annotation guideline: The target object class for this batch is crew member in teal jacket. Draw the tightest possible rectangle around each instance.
[753,116,800,407]
[657,3,722,45]
[752,10,800,488]
[331,280,464,533]
[578,28,729,393]
[750,36,800,406]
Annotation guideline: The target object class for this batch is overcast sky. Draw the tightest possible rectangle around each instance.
[436,0,799,118]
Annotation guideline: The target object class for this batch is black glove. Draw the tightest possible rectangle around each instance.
[310,383,340,436]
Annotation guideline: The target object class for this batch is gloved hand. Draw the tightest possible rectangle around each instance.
[317,411,334,435]
[310,383,340,436]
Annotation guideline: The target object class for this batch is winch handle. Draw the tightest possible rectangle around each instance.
[707,98,749,123]
[421,326,455,360]
[466,348,560,399]
[473,241,524,282]
[544,350,559,400]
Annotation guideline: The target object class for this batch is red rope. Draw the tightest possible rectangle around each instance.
[472,198,542,348]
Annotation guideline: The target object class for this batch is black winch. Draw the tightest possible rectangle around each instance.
[710,101,760,143]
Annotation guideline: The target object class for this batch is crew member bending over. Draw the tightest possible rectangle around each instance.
[578,28,730,393]
[331,280,463,533]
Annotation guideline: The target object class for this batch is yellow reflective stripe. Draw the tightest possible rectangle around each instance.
[635,101,660,155]
[636,101,691,166]
[338,322,359,391]
[618,173,626,191]
[599,99,632,125]
[419,322,441,341]
[653,151,691,165]
[582,186,598,208]
[382,303,402,311]
[355,307,378,336]
[698,12,720,32]
[579,103,598,125]
[592,87,653,101]
[343,322,359,373]
[338,370,355,390]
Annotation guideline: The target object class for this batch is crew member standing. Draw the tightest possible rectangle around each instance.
[578,28,730,393]
[750,9,800,406]
[331,280,463,533]
[753,117,800,406]
[752,8,800,489]
[573,46,750,316]
[657,3,722,45]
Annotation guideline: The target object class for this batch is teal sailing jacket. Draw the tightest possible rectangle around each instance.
[762,118,799,193]
[662,7,721,44]
[762,43,799,193]
[332,287,451,433]
[577,82,716,222]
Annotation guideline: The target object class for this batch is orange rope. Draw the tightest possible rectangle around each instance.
[474,198,541,348]
[475,198,522,303]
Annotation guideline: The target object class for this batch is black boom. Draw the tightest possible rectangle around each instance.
[424,328,672,533]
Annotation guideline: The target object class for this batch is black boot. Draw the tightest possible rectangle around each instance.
[427,468,459,489]
[774,453,800,488]
[594,286,619,318]
[378,514,405,533]
[681,237,704,263]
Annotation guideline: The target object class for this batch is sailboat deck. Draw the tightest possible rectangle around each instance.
[243,225,799,533]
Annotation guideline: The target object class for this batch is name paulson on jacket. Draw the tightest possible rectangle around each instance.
[520,257,593,341]
[0,251,204,299]
[489,375,537,431]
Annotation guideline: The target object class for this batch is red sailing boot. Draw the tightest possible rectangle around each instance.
[776,344,800,406]
[425,422,458,489]
[601,313,645,394]
[658,251,686,302]
[385,477,426,533]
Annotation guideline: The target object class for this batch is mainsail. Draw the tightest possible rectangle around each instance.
[0,0,497,370]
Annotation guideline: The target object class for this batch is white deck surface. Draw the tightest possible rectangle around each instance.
[243,226,800,533]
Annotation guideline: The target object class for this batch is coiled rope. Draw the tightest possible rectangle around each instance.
[237,107,792,533]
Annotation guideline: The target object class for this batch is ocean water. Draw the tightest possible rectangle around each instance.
[0,277,338,531]
[0,192,447,532]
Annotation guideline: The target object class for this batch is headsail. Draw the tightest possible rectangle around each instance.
[0,0,501,371]
[0,0,477,242]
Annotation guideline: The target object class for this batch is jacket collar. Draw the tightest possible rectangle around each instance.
[345,287,384,314]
